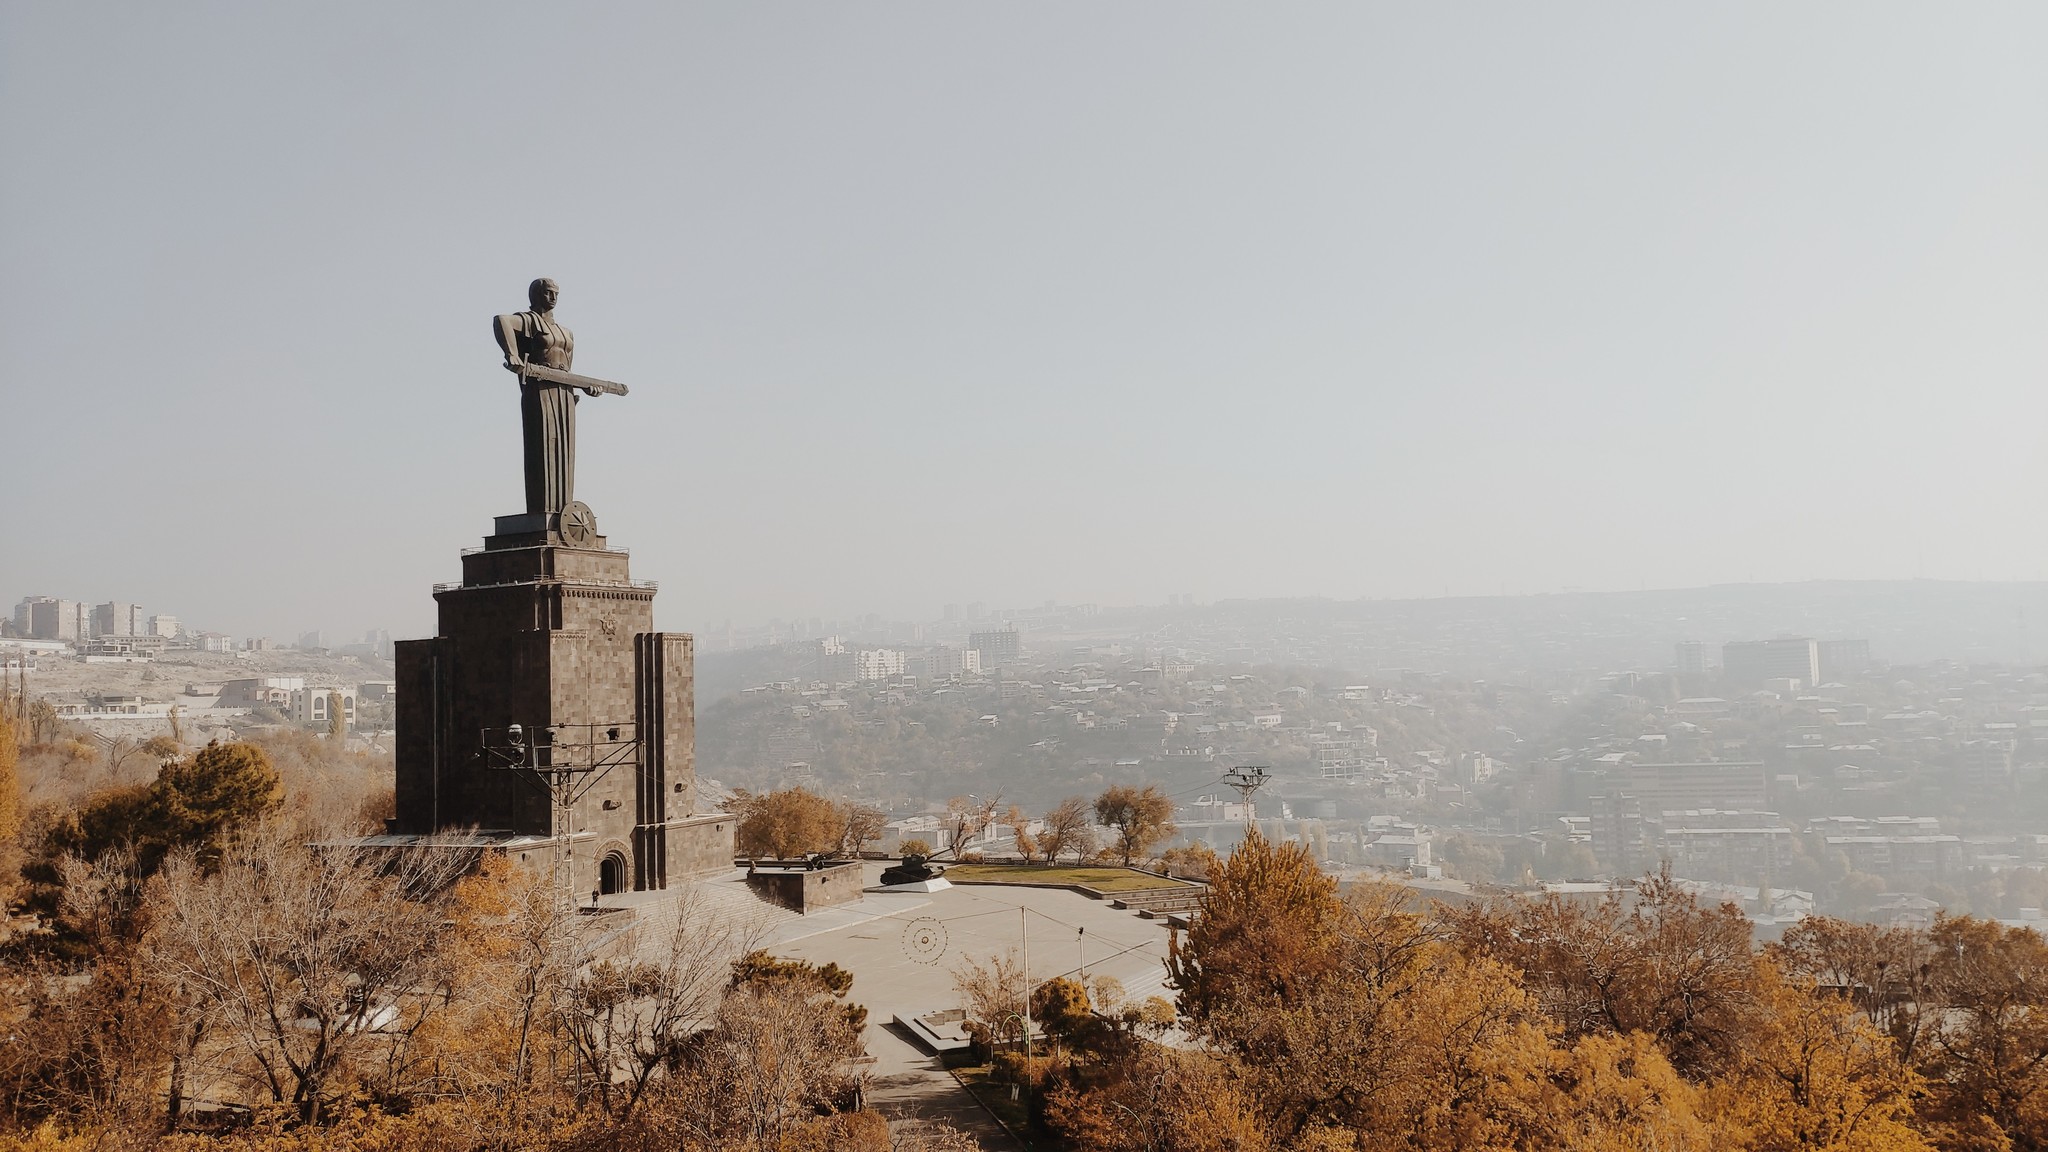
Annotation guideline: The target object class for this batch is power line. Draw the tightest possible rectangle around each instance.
[1164,775,1228,800]
[1044,934,1174,986]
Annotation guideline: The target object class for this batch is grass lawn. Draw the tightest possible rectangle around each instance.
[943,864,1195,892]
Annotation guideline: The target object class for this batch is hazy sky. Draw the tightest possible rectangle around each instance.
[4,4,2045,641]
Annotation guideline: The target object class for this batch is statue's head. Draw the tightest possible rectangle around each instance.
[528,278,560,311]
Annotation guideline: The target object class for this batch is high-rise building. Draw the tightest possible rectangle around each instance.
[24,598,83,641]
[148,615,181,639]
[1722,638,1819,689]
[969,628,1020,668]
[1817,639,1871,682]
[1674,641,1707,675]
[92,602,143,638]
[852,648,906,681]
[1590,792,1648,875]
[912,646,981,679]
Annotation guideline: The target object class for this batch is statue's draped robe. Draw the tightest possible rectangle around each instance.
[507,310,577,514]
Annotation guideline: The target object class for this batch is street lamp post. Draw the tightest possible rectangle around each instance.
[998,1011,1035,1110]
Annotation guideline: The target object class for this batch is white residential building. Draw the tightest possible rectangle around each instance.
[289,685,358,727]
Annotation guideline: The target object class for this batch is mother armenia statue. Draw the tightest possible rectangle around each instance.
[493,278,626,520]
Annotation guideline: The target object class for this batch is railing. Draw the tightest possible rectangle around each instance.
[459,546,633,557]
[433,577,659,593]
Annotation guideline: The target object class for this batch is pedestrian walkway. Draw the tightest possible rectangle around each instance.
[865,1025,1024,1151]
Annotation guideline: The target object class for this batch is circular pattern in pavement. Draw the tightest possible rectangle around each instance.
[901,916,949,965]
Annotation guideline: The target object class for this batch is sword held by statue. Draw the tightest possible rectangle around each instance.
[505,361,629,397]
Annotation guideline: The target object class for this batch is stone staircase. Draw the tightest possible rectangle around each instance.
[1108,885,1207,919]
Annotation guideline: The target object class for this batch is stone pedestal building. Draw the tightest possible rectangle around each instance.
[392,511,732,895]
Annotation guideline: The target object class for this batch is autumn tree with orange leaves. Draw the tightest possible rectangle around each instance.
[1042,829,2023,1152]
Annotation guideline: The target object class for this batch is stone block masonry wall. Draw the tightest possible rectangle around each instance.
[394,528,730,892]
[670,814,735,877]
[634,632,694,889]
[745,862,864,913]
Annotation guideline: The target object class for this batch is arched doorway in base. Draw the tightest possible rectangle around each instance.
[600,851,628,896]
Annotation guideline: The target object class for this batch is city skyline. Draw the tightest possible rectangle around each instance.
[13,575,2045,678]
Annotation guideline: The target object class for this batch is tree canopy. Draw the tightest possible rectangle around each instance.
[1093,783,1176,866]
[38,739,282,881]
[1041,834,1965,1152]
[728,786,845,860]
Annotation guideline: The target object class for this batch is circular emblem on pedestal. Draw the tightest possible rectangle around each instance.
[561,500,597,546]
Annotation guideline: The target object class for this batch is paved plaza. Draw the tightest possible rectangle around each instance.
[593,863,1179,1147]
[693,863,1178,1147]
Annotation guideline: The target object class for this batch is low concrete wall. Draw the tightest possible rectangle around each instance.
[745,861,864,914]
[897,1008,973,1053]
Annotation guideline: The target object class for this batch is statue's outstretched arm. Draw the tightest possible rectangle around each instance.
[493,313,524,373]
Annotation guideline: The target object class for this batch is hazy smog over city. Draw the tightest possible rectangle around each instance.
[5,6,2048,1150]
